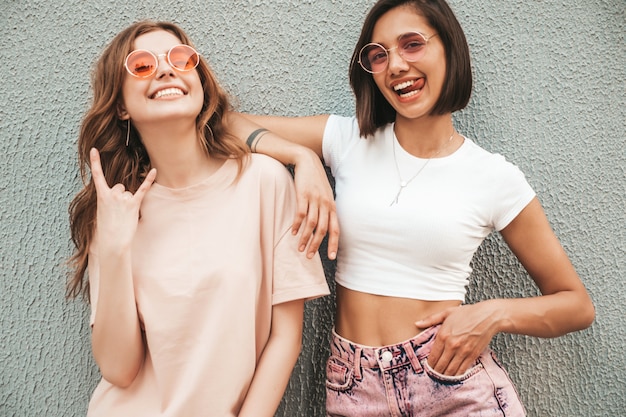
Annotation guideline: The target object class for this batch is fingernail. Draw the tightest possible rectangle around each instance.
[329,252,336,260]
[299,245,305,252]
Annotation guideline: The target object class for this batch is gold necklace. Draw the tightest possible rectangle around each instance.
[390,130,455,206]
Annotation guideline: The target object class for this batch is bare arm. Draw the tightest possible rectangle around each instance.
[238,300,305,417]
[89,148,157,387]
[417,197,595,375]
[497,197,594,335]
[226,113,338,260]
[241,114,329,159]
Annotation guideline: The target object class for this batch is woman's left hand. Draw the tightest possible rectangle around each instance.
[415,301,503,376]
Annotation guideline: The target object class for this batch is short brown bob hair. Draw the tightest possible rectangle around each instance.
[349,0,472,137]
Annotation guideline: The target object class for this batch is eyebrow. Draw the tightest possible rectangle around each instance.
[371,30,429,45]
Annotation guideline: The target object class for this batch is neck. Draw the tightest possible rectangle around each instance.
[393,113,457,158]
[135,120,223,188]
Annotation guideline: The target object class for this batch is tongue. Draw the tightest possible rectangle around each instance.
[399,78,425,94]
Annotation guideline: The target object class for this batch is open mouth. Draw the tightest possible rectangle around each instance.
[151,87,185,99]
[393,78,425,98]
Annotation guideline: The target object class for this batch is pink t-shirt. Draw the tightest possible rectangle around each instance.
[87,154,329,417]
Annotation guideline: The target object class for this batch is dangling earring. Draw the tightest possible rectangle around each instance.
[126,119,131,147]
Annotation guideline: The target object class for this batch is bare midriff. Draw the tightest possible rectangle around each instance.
[335,284,462,346]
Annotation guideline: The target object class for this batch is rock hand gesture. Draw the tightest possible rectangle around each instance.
[90,147,157,250]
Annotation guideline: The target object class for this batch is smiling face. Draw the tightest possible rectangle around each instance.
[119,30,204,130]
[370,5,447,122]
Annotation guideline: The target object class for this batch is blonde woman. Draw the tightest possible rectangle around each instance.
[68,21,328,417]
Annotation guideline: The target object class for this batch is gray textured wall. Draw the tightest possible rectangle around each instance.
[1,0,624,416]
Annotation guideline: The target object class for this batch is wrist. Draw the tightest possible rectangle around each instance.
[97,241,132,259]
[485,299,515,335]
[291,145,319,167]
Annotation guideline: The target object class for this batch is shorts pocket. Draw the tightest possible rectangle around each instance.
[325,356,355,392]
[421,357,484,385]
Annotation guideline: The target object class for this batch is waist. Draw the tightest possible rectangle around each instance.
[335,284,461,346]
[329,325,439,370]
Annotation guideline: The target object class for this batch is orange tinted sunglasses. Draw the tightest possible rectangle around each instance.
[124,44,200,78]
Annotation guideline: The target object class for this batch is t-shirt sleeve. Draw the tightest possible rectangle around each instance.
[272,229,330,305]
[322,115,362,176]
[490,156,536,231]
[260,158,329,305]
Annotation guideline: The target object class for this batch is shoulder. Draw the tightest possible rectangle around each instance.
[244,154,295,188]
[322,115,392,166]
[244,155,298,227]
[459,137,534,199]
[324,114,390,140]
[324,115,360,141]
[461,138,522,172]
[452,137,533,200]
[326,114,357,128]
[247,153,291,174]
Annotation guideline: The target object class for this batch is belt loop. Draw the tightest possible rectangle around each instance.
[402,341,423,373]
[353,346,363,380]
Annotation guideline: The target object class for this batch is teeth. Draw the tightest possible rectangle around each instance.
[393,80,415,91]
[153,88,184,99]
[399,89,419,98]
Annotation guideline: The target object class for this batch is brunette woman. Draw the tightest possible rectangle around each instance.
[234,0,594,415]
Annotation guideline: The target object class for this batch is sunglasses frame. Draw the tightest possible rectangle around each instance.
[358,31,438,74]
[124,44,200,78]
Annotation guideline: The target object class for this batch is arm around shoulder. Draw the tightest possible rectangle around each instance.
[240,113,329,158]
[226,111,339,259]
[226,111,329,159]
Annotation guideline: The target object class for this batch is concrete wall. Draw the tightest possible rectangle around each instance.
[1,0,624,416]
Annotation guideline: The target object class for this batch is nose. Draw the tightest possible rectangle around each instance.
[155,54,176,78]
[386,47,409,74]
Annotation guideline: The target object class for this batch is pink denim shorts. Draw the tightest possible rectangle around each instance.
[326,326,526,417]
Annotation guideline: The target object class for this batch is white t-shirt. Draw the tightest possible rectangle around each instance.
[87,154,329,417]
[322,115,535,301]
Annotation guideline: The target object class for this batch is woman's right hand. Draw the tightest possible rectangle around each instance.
[90,148,156,250]
[89,147,156,387]
[291,148,339,260]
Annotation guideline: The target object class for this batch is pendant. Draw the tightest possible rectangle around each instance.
[390,184,406,206]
